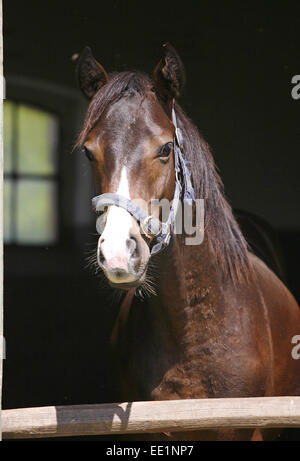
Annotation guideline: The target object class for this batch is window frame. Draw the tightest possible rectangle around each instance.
[4,98,62,246]
[3,75,86,250]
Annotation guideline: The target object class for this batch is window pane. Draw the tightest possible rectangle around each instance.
[4,179,13,243]
[16,180,57,245]
[17,104,58,175]
[4,100,15,174]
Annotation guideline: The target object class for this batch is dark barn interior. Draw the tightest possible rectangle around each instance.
[2,1,300,440]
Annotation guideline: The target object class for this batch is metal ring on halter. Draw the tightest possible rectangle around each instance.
[140,215,161,238]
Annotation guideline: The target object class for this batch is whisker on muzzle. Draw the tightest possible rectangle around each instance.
[85,243,157,301]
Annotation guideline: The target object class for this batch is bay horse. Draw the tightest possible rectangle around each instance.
[76,44,300,441]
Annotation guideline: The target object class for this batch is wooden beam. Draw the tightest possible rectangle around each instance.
[2,397,300,439]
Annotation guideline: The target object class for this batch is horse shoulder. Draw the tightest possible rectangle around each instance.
[249,253,300,396]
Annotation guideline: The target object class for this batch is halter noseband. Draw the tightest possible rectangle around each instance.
[92,104,195,256]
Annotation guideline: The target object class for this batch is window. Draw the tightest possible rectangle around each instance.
[4,100,59,245]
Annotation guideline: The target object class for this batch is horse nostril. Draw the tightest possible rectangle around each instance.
[127,236,140,260]
[98,245,106,266]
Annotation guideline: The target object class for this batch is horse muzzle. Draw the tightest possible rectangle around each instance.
[97,228,149,288]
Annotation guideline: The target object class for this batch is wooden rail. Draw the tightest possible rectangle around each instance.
[2,397,300,439]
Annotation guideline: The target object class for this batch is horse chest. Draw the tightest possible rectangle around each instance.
[116,301,212,401]
[115,288,272,402]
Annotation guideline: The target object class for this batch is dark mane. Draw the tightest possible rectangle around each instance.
[77,71,251,283]
[174,103,251,283]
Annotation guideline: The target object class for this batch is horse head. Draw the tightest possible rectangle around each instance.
[76,44,185,289]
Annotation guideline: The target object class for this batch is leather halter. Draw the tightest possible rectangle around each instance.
[92,103,195,256]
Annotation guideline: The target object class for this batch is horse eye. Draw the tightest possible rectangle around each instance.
[83,146,95,161]
[158,142,172,159]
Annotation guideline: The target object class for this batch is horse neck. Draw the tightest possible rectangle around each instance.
[155,233,228,347]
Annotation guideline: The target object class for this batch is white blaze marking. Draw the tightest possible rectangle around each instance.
[99,167,134,275]
[105,166,132,240]
[117,166,130,197]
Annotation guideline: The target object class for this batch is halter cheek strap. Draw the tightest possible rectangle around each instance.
[92,105,195,256]
[172,105,195,203]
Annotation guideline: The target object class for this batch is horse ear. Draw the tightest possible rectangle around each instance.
[153,43,185,101]
[76,47,108,99]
